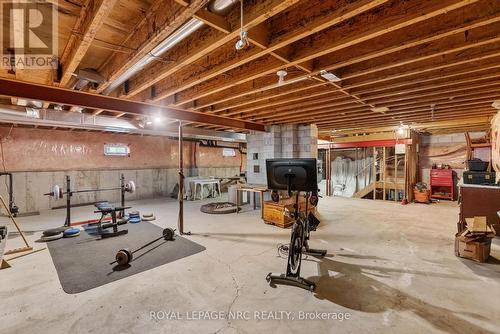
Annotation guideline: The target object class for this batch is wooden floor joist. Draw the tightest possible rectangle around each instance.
[0,0,499,134]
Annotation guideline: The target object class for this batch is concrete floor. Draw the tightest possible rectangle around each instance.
[1,196,499,334]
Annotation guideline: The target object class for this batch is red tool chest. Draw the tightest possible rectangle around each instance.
[430,169,454,200]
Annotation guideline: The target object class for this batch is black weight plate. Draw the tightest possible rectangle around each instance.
[41,233,63,242]
[162,228,175,241]
[42,226,68,236]
[116,248,132,265]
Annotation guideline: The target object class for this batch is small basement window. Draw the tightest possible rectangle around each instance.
[104,143,130,157]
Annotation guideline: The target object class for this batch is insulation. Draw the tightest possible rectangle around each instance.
[331,155,374,197]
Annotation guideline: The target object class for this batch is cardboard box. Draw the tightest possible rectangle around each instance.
[455,233,492,263]
[467,216,487,232]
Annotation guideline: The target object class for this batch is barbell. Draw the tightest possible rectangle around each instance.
[111,227,175,266]
[44,180,136,199]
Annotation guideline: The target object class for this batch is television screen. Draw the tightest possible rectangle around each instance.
[266,158,318,192]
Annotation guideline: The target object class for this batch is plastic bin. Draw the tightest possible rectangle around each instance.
[467,159,489,172]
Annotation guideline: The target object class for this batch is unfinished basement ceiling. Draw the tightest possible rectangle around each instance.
[1,0,499,136]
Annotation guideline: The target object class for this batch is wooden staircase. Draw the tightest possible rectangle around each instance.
[352,182,375,198]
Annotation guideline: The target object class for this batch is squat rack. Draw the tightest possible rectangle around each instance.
[44,174,133,227]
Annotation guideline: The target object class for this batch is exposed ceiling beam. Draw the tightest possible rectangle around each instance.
[141,0,388,102]
[265,93,500,124]
[318,110,495,129]
[96,0,210,93]
[223,61,500,117]
[285,102,498,126]
[248,70,500,120]
[206,48,500,114]
[259,86,500,123]
[59,0,118,87]
[0,78,265,131]
[170,0,481,107]
[202,32,500,113]
[324,117,493,135]
[121,0,302,98]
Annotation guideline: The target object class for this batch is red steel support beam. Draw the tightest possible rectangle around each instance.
[0,78,265,132]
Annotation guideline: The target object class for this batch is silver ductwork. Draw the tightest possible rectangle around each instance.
[208,0,239,14]
[102,0,240,95]
[0,106,246,142]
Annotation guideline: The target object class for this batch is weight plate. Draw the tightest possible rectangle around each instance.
[43,226,68,236]
[125,180,136,193]
[116,248,132,265]
[63,227,81,237]
[142,213,154,218]
[141,215,156,221]
[200,202,240,214]
[162,228,175,241]
[63,230,80,238]
[128,211,140,216]
[129,217,142,224]
[53,185,61,200]
[41,233,63,242]
[117,219,129,225]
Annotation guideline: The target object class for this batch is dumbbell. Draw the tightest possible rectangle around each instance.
[111,227,175,266]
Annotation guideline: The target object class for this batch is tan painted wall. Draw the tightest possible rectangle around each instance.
[0,127,242,172]
[0,127,244,214]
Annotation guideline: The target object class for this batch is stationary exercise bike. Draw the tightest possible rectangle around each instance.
[265,158,327,292]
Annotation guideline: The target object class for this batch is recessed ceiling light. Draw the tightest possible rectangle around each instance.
[371,106,389,114]
[320,70,341,82]
[492,100,500,110]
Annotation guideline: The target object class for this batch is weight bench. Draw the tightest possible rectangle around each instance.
[93,201,130,239]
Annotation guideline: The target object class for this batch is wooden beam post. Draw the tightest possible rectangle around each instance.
[59,0,118,87]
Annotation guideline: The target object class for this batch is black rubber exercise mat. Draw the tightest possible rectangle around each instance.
[47,222,205,294]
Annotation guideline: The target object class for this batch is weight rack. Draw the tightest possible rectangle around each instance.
[44,174,132,227]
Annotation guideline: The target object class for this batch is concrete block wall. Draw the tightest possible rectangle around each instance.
[0,166,240,215]
[246,124,318,185]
